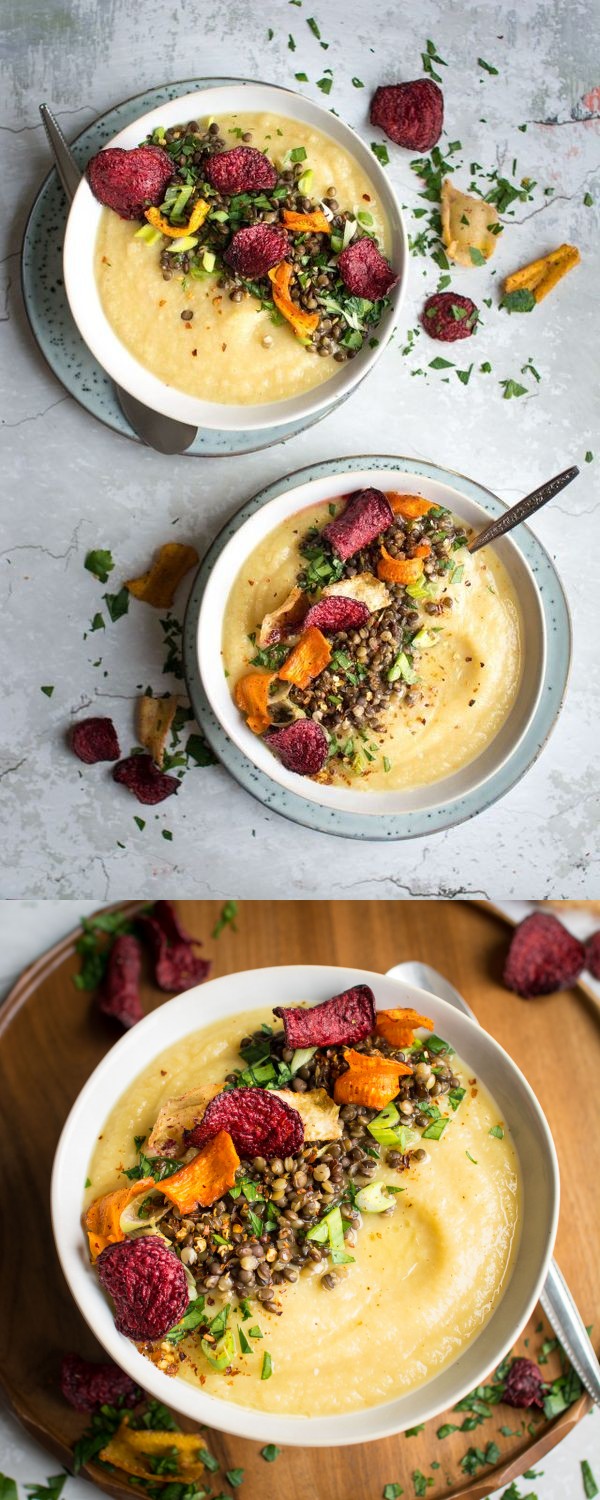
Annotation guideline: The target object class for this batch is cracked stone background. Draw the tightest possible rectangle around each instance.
[1,0,599,900]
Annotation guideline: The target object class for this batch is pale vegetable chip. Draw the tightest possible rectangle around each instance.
[100,1419,206,1480]
[136,695,179,766]
[273,1086,341,1140]
[146,1085,220,1157]
[323,571,391,614]
[258,585,308,646]
[441,179,501,267]
[126,543,199,609]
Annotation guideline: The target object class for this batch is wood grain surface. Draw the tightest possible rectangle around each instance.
[0,899,597,1500]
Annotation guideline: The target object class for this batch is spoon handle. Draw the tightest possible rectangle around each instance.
[468,465,579,553]
[39,103,81,203]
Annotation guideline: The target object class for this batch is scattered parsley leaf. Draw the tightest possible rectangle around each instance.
[225,1470,244,1488]
[585,451,593,462]
[582,1460,599,1498]
[307,16,321,36]
[352,77,364,88]
[295,71,308,81]
[103,587,130,622]
[501,288,536,313]
[489,1124,505,1138]
[134,815,145,831]
[456,364,473,385]
[200,1451,220,1473]
[500,378,528,400]
[469,246,486,266]
[429,356,454,369]
[90,612,105,632]
[85,549,115,584]
[383,1486,403,1499]
[0,1479,18,1500]
[317,76,332,93]
[161,829,173,841]
[478,57,499,74]
[405,1425,425,1437]
[287,32,296,49]
[261,1351,273,1380]
[40,685,54,697]
[371,141,390,166]
[583,192,593,207]
[260,1446,281,1462]
[212,900,239,939]
[466,1150,478,1164]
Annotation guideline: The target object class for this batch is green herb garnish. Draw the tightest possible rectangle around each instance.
[260,1446,281,1462]
[501,288,536,313]
[478,57,499,73]
[371,142,390,166]
[212,900,239,938]
[261,1352,273,1380]
[85,549,115,583]
[489,1124,504,1139]
[582,1460,599,1498]
[166,1295,206,1345]
[103,587,130,622]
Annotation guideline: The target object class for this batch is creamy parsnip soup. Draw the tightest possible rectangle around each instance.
[93,111,394,404]
[222,489,523,788]
[84,988,519,1415]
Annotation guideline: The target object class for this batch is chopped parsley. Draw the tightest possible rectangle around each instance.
[583,192,594,207]
[500,378,528,400]
[383,1486,403,1499]
[103,586,130,622]
[465,1150,478,1164]
[478,57,499,74]
[212,900,238,939]
[40,685,54,697]
[421,38,447,83]
[24,1478,67,1500]
[261,1351,273,1380]
[582,1460,599,1498]
[352,77,365,88]
[411,1472,433,1496]
[489,1124,505,1138]
[317,76,333,94]
[260,1446,281,1462]
[469,246,486,266]
[371,142,390,166]
[85,548,115,583]
[585,451,594,463]
[501,288,536,313]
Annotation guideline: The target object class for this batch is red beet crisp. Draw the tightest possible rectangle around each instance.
[98,934,144,1029]
[87,145,173,220]
[96,1235,189,1341]
[421,292,479,341]
[337,237,398,300]
[60,1352,141,1412]
[370,79,444,151]
[188,1085,304,1159]
[503,913,585,998]
[274,984,376,1048]
[70,717,121,764]
[203,145,277,194]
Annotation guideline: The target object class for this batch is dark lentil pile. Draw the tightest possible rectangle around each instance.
[285,503,469,760]
[140,116,390,357]
[158,1024,460,1305]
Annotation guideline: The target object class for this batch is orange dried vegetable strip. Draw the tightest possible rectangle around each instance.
[83,1177,155,1262]
[125,543,199,608]
[377,546,425,584]
[376,1008,434,1047]
[278,626,331,690]
[386,493,435,519]
[100,1419,207,1480]
[145,200,210,237]
[282,209,332,235]
[268,261,320,340]
[234,670,276,734]
[333,1048,412,1110]
[160,1130,240,1213]
[503,243,580,303]
[411,542,431,558]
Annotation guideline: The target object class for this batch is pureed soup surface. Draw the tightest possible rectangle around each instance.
[94,111,390,405]
[85,1006,520,1417]
[222,500,523,791]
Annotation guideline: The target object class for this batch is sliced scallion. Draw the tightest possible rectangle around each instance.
[355,1180,396,1213]
[201,1328,235,1370]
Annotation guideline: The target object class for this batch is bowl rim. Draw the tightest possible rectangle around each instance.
[62,78,407,431]
[51,962,560,1447]
[183,454,572,840]
[198,462,546,809]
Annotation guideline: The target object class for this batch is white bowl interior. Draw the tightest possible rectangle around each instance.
[51,964,559,1448]
[63,83,406,431]
[198,468,546,814]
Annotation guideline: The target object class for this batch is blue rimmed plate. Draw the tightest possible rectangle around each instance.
[183,454,571,840]
[21,77,355,457]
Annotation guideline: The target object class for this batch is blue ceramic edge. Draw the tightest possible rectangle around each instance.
[182,454,572,842]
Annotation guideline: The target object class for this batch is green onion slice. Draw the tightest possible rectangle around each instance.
[201,1328,235,1370]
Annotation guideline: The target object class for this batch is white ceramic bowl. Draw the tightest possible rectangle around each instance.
[197,465,546,815]
[63,82,406,431]
[51,964,558,1447]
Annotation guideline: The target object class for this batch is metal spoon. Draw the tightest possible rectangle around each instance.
[39,104,198,454]
[386,959,600,1407]
[468,465,579,553]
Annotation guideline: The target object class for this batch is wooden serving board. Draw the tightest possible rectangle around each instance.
[0,900,598,1500]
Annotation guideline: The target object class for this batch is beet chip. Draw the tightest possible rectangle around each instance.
[503,913,585,998]
[370,79,444,152]
[502,1357,545,1409]
[585,930,600,979]
[264,719,329,776]
[303,595,370,634]
[139,900,211,992]
[98,934,144,1029]
[70,717,121,765]
[113,754,179,805]
[203,146,277,194]
[274,984,376,1048]
[337,238,398,301]
[224,223,288,278]
[421,292,479,342]
[97,1235,189,1342]
[60,1352,141,1412]
[86,145,173,220]
[322,487,394,561]
[188,1086,304,1159]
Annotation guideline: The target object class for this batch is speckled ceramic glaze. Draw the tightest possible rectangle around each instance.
[183,455,571,840]
[21,77,357,456]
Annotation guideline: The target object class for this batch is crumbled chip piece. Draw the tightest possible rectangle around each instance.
[125,543,199,608]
